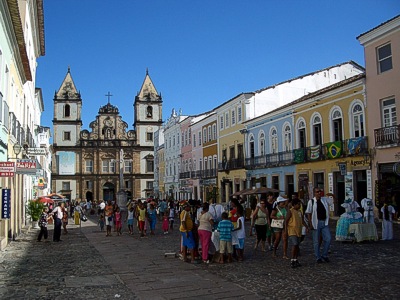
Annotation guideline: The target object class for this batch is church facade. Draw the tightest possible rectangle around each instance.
[51,69,162,203]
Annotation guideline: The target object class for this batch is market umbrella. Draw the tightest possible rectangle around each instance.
[36,197,54,204]
[242,187,281,195]
[231,188,252,196]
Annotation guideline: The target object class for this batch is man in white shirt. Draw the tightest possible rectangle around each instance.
[306,187,331,263]
[52,202,64,242]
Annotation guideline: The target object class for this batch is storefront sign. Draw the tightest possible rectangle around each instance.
[26,148,46,156]
[350,158,370,167]
[16,159,37,175]
[338,163,347,176]
[1,189,11,219]
[0,162,15,177]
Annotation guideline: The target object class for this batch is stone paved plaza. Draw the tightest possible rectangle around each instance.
[0,215,399,299]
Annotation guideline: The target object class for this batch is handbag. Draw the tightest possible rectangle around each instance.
[81,214,88,222]
[271,219,284,229]
[271,206,284,229]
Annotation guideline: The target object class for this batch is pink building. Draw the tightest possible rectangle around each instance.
[357,15,400,206]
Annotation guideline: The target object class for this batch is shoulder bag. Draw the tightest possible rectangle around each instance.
[271,206,284,229]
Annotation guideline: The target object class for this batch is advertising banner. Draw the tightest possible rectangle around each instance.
[0,162,15,177]
[16,159,38,175]
[58,152,76,175]
[1,189,11,219]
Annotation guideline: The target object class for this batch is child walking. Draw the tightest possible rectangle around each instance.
[217,212,234,264]
[285,198,308,268]
[162,214,169,234]
[98,214,105,231]
[127,206,135,235]
[234,206,246,261]
[169,207,175,231]
[115,207,122,236]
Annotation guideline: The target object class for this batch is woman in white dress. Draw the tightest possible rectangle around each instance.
[335,199,363,241]
[381,200,396,240]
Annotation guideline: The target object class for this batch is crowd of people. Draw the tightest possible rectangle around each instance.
[36,191,397,269]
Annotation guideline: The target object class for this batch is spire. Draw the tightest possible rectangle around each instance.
[137,69,161,101]
[56,67,79,99]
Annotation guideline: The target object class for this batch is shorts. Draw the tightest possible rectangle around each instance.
[235,238,245,250]
[181,231,195,249]
[128,219,134,226]
[288,235,301,246]
[219,240,233,254]
[106,216,113,226]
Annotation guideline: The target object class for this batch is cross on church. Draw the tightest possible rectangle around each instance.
[105,91,113,104]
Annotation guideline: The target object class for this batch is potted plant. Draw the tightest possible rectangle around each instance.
[26,200,44,229]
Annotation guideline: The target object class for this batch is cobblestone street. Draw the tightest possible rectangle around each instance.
[0,216,399,299]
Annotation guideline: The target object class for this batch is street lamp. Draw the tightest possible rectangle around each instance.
[13,143,22,156]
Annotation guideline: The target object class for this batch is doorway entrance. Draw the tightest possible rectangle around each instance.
[103,182,115,202]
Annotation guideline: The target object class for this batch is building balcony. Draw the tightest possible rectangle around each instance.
[245,136,369,169]
[179,169,217,179]
[374,125,400,147]
[218,158,245,172]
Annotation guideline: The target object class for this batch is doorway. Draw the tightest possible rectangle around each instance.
[103,182,115,202]
[334,172,345,215]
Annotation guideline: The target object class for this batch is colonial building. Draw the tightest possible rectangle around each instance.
[357,15,400,206]
[51,69,162,202]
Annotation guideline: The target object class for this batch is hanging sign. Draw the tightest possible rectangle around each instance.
[0,162,15,177]
[1,189,11,219]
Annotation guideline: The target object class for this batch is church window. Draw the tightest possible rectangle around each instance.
[146,159,154,173]
[85,160,93,172]
[124,160,132,173]
[63,131,71,141]
[146,106,153,118]
[64,104,70,117]
[146,132,153,141]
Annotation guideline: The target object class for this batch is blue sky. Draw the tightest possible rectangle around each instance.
[36,1,399,130]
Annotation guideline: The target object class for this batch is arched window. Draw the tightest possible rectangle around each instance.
[297,119,306,148]
[331,108,343,141]
[249,135,255,158]
[312,114,322,146]
[270,127,278,153]
[283,124,291,151]
[146,106,153,118]
[351,103,365,137]
[259,132,265,156]
[64,104,70,117]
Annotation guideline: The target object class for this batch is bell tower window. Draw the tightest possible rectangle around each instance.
[146,106,153,118]
[64,104,70,117]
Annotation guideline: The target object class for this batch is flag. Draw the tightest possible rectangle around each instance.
[347,137,365,155]
[326,141,342,159]
[309,145,320,160]
[293,148,305,163]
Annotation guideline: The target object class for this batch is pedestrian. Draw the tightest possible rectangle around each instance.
[148,203,157,235]
[168,206,175,231]
[217,212,234,264]
[197,202,214,264]
[306,187,332,263]
[162,214,169,234]
[98,214,105,231]
[37,207,50,242]
[62,204,69,234]
[105,200,114,237]
[266,192,276,250]
[127,206,135,235]
[159,199,167,221]
[180,204,196,263]
[381,200,396,240]
[249,197,257,236]
[234,206,245,262]
[271,196,289,258]
[137,201,147,237]
[285,198,308,268]
[52,202,64,242]
[252,199,269,252]
[115,207,122,236]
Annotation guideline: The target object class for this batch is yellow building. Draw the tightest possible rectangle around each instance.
[293,74,369,214]
[216,93,254,203]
